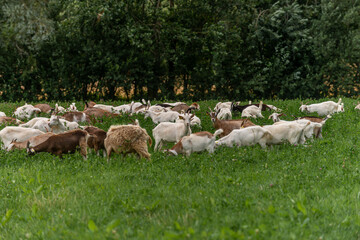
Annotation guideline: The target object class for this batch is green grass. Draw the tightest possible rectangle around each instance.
[0,98,360,239]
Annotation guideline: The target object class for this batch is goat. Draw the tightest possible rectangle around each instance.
[14,104,41,120]
[7,132,55,151]
[167,129,223,156]
[84,101,97,110]
[206,109,255,137]
[216,108,232,120]
[0,126,44,149]
[104,124,152,161]
[49,115,79,133]
[0,112,6,117]
[241,101,264,118]
[27,129,89,159]
[62,111,91,123]
[144,110,180,124]
[171,103,200,113]
[152,113,193,151]
[34,104,53,114]
[67,103,77,112]
[20,117,49,128]
[215,126,273,149]
[84,107,121,119]
[213,102,233,112]
[263,122,310,145]
[231,102,272,114]
[0,117,23,125]
[54,103,66,114]
[299,99,342,116]
[83,126,107,157]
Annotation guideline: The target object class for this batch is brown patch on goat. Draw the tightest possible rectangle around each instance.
[34,104,53,114]
[193,131,213,139]
[298,116,324,123]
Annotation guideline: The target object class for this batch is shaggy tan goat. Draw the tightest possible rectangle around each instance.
[104,125,152,162]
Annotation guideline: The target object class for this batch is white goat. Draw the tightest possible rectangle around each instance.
[152,114,193,151]
[144,110,180,124]
[177,114,201,128]
[263,122,310,145]
[49,115,79,133]
[0,112,6,117]
[299,99,342,116]
[241,101,264,118]
[214,102,233,112]
[0,126,44,149]
[215,126,272,149]
[14,104,41,120]
[216,108,232,120]
[167,129,223,156]
[55,103,66,114]
[20,117,49,128]
[67,103,78,112]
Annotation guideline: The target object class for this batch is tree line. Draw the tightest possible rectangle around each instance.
[0,0,359,101]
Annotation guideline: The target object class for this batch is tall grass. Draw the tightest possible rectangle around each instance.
[0,98,359,239]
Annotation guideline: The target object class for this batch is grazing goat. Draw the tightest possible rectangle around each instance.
[49,115,79,133]
[241,101,264,118]
[34,104,53,114]
[263,122,310,145]
[215,126,273,149]
[7,132,55,151]
[153,113,193,151]
[54,103,66,114]
[83,126,107,157]
[207,109,255,138]
[27,129,89,159]
[167,129,223,156]
[144,110,180,124]
[216,108,232,120]
[14,104,41,120]
[214,102,233,112]
[62,111,90,123]
[231,102,272,114]
[104,124,152,161]
[299,99,342,116]
[84,107,121,119]
[171,103,200,113]
[0,126,44,149]
[270,113,329,139]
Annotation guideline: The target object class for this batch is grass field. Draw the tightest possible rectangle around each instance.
[1,98,360,239]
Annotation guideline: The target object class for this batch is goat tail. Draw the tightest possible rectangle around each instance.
[148,136,153,147]
[213,129,224,138]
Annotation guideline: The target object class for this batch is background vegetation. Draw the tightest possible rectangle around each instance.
[0,0,359,101]
[0,98,359,239]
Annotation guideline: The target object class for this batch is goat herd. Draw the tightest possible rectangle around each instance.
[0,98,350,161]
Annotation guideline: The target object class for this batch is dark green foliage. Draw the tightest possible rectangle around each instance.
[0,0,359,101]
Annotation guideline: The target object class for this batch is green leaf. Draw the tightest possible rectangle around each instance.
[1,209,14,226]
[88,220,99,232]
[296,202,307,216]
[106,219,120,233]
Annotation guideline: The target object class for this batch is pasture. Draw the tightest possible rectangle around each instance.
[1,98,360,239]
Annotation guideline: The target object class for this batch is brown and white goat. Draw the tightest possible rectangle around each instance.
[34,104,53,114]
[206,109,255,137]
[83,126,107,157]
[27,129,89,159]
[0,116,23,125]
[8,132,55,151]
[167,129,223,156]
[171,103,200,113]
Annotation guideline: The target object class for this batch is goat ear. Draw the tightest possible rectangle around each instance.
[179,115,184,120]
[268,115,272,120]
